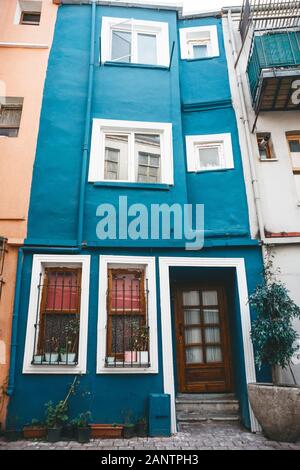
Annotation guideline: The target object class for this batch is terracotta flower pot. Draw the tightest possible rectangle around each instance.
[23,425,46,439]
[248,383,300,442]
[90,424,123,439]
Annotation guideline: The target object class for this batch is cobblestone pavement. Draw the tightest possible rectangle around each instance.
[0,423,299,450]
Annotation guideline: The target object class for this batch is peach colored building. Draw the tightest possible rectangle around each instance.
[0,0,58,428]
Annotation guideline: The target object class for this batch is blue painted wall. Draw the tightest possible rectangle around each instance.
[7,4,269,431]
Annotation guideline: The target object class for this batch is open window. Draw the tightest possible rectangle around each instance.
[257,133,276,160]
[15,1,42,26]
[0,98,23,137]
[101,17,170,67]
[185,133,234,172]
[287,133,300,201]
[97,256,158,374]
[89,119,173,185]
[180,26,219,60]
[23,255,90,374]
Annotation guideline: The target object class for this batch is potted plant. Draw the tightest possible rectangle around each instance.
[45,400,68,442]
[33,351,44,364]
[133,325,149,365]
[248,255,300,442]
[45,337,59,364]
[60,318,80,364]
[122,410,136,439]
[72,412,91,443]
[135,417,148,437]
[90,424,123,439]
[23,419,46,439]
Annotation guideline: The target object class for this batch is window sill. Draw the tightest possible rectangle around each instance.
[102,61,169,71]
[259,158,279,162]
[182,55,220,63]
[189,167,234,175]
[23,364,86,374]
[93,182,172,191]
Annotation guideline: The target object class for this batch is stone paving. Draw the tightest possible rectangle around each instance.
[0,423,299,450]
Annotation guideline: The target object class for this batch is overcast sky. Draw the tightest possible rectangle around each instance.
[183,0,242,13]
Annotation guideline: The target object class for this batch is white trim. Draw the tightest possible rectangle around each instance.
[97,255,158,374]
[158,256,260,434]
[88,119,174,185]
[22,255,90,375]
[101,16,170,67]
[185,133,234,172]
[179,25,219,60]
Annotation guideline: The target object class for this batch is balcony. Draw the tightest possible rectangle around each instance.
[248,30,300,112]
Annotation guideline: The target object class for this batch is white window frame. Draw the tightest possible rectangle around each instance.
[101,16,170,67]
[22,255,90,375]
[97,255,158,374]
[179,25,219,60]
[185,133,234,172]
[88,119,174,185]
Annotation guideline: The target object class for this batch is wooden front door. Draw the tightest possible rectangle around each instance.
[175,284,233,393]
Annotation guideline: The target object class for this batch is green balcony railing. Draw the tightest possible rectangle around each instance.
[248,30,300,101]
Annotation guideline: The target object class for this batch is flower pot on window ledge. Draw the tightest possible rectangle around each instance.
[60,353,76,364]
[33,354,44,364]
[124,351,137,363]
[137,351,149,364]
[45,353,59,364]
[106,356,115,365]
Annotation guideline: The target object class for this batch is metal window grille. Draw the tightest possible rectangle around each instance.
[32,268,81,366]
[106,270,150,368]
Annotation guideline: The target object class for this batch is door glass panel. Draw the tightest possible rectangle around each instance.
[184,309,200,325]
[182,291,200,306]
[204,327,220,344]
[186,347,203,364]
[202,290,218,306]
[185,327,202,345]
[206,346,222,363]
[203,308,219,324]
[137,33,157,65]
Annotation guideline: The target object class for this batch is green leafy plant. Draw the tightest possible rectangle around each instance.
[63,318,80,353]
[249,253,300,384]
[132,325,149,351]
[72,411,91,428]
[45,400,69,429]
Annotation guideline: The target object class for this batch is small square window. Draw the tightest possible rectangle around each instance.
[0,98,23,137]
[15,1,42,26]
[186,134,234,173]
[180,26,219,60]
[257,133,275,160]
[20,11,41,25]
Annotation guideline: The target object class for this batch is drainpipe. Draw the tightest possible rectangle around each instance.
[226,10,267,250]
[77,0,96,246]
[6,249,23,397]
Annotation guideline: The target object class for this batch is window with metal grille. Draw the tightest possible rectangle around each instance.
[106,268,150,368]
[0,98,23,137]
[32,268,82,365]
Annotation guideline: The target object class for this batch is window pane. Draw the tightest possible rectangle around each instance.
[185,327,202,345]
[203,309,219,324]
[111,316,140,354]
[289,140,300,153]
[104,134,128,180]
[0,107,22,127]
[184,309,201,325]
[202,290,218,306]
[21,12,41,24]
[46,271,80,312]
[111,30,132,62]
[182,291,200,306]
[186,346,203,364]
[204,327,221,344]
[137,33,157,65]
[0,128,19,137]
[206,346,222,363]
[193,44,208,58]
[110,272,144,312]
[198,146,221,169]
[135,134,161,183]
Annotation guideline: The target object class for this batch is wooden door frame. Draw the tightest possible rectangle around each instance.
[174,282,233,393]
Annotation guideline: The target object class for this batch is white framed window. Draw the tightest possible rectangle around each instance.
[101,17,170,66]
[97,256,158,374]
[88,119,174,185]
[23,255,90,374]
[179,25,219,60]
[185,134,234,172]
[14,1,42,26]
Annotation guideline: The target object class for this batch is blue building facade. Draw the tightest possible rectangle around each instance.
[7,1,270,434]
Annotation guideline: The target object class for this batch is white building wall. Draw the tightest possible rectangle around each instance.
[223,12,300,385]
